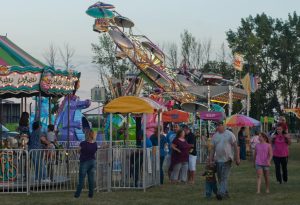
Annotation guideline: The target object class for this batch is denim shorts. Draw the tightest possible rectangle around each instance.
[256,164,270,171]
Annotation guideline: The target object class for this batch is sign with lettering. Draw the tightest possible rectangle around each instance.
[199,111,225,121]
[0,71,41,92]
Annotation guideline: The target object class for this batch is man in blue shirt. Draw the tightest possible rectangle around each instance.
[165,124,180,178]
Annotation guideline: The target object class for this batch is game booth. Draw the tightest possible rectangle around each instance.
[103,96,166,191]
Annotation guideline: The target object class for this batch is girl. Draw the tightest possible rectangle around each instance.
[254,132,272,194]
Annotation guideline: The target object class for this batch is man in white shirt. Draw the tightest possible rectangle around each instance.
[210,122,240,200]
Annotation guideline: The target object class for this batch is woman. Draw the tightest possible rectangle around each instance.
[74,130,98,198]
[170,129,191,183]
[150,126,168,184]
[277,116,288,133]
[238,127,247,160]
[18,112,30,136]
[272,125,291,184]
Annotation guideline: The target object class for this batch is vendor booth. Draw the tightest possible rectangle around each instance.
[104,96,166,191]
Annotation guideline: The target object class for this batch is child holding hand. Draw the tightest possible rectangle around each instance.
[202,160,218,199]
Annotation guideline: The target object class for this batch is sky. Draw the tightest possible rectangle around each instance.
[1,0,300,100]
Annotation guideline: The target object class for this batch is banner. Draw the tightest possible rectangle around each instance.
[233,53,244,71]
[199,111,225,121]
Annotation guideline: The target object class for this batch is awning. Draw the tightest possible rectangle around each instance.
[103,96,166,114]
[162,109,190,122]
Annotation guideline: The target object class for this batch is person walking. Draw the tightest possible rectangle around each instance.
[272,125,291,184]
[74,130,98,198]
[209,122,240,200]
[183,125,197,184]
[170,129,191,183]
[254,133,272,194]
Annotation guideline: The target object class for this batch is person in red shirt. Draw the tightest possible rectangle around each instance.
[277,116,288,133]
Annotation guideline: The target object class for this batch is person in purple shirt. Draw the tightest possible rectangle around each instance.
[74,130,97,198]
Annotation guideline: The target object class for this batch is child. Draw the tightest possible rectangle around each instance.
[47,125,57,144]
[254,132,273,194]
[202,160,218,198]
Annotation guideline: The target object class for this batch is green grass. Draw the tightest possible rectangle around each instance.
[4,123,18,132]
[2,144,300,205]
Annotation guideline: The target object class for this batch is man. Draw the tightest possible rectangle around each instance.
[183,125,197,184]
[209,122,240,200]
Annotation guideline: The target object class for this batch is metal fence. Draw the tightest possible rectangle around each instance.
[0,149,28,194]
[0,146,159,194]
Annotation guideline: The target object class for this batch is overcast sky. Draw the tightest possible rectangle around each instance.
[2,0,300,99]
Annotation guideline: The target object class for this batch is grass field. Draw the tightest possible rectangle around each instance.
[2,143,300,205]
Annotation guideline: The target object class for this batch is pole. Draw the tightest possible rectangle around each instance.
[108,113,113,192]
[246,92,251,117]
[207,86,211,133]
[67,95,70,149]
[0,98,2,143]
[157,111,161,186]
[24,98,27,112]
[143,113,147,190]
[228,86,233,117]
[38,92,42,122]
[48,97,51,125]
[21,97,23,115]
[98,102,101,132]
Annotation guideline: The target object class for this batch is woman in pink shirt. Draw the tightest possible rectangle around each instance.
[254,133,272,194]
[272,125,291,184]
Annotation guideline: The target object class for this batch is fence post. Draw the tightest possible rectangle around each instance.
[27,150,30,195]
[96,151,99,193]
[108,113,113,192]
[143,114,146,192]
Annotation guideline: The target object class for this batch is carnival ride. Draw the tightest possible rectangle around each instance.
[86,2,248,116]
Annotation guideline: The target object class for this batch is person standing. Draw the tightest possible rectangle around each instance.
[238,127,247,160]
[272,125,291,184]
[254,133,272,194]
[74,130,98,198]
[150,126,168,184]
[170,129,191,183]
[165,124,180,178]
[209,122,240,200]
[18,112,30,136]
[28,121,50,183]
[183,125,197,184]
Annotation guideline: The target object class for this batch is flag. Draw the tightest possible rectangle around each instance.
[241,73,251,93]
[233,53,244,71]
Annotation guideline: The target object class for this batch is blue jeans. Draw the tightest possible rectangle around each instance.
[216,161,232,197]
[74,160,96,198]
[205,181,218,198]
[32,151,47,181]
[160,156,165,184]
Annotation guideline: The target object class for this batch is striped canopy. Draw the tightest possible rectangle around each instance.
[0,35,44,67]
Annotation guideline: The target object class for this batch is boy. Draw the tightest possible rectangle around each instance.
[202,160,218,198]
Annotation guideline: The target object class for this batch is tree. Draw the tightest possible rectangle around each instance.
[166,42,179,69]
[92,34,132,100]
[226,12,300,123]
[43,43,57,67]
[59,43,75,70]
[180,30,196,64]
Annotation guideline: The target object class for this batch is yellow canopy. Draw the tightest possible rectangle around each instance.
[104,96,166,114]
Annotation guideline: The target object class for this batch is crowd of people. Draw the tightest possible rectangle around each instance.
[9,112,293,200]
